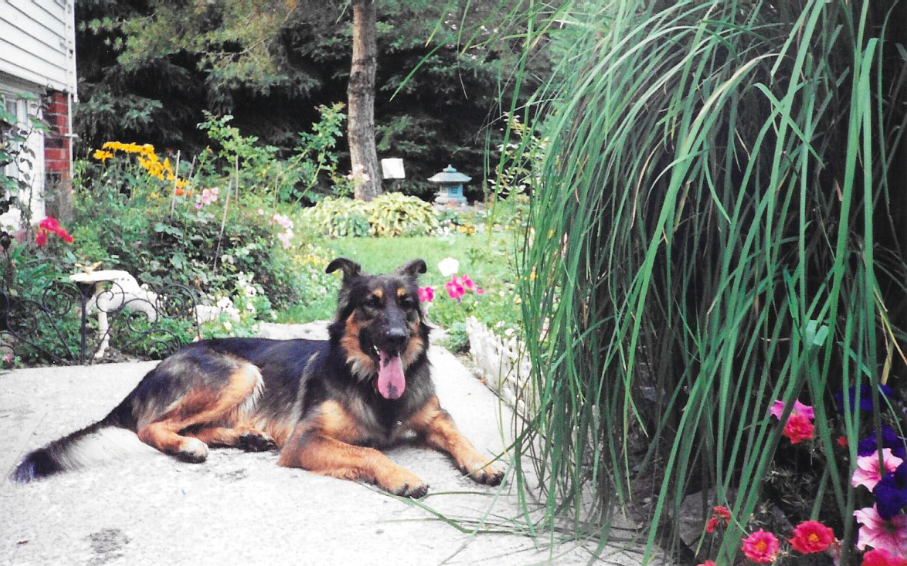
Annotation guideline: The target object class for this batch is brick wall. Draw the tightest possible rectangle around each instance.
[42,90,73,221]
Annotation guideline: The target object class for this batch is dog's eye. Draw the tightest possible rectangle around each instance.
[399,296,415,309]
[365,295,382,309]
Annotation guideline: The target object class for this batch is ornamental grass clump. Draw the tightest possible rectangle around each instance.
[502,0,907,563]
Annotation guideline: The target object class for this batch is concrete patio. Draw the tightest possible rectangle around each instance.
[1,331,662,565]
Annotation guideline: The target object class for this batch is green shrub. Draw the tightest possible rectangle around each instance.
[303,194,440,238]
[302,197,372,238]
[368,193,439,237]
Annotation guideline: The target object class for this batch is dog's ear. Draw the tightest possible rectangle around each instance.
[326,258,363,284]
[395,259,427,279]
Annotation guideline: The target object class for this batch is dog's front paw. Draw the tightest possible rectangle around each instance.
[382,467,429,498]
[460,459,505,486]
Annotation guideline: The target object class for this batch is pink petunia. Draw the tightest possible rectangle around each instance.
[445,277,465,302]
[853,449,904,492]
[770,399,815,421]
[460,274,485,295]
[417,286,434,303]
[854,505,907,558]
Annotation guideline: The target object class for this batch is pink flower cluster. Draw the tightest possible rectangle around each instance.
[35,216,74,247]
[701,506,842,564]
[770,399,815,444]
[444,274,484,302]
[195,187,219,209]
[272,213,294,249]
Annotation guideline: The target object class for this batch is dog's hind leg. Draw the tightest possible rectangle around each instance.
[137,362,263,463]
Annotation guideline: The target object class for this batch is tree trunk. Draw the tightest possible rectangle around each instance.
[348,0,382,201]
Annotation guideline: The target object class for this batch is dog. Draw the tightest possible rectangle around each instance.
[12,258,504,497]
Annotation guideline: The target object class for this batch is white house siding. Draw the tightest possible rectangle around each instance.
[0,0,76,94]
[0,0,77,230]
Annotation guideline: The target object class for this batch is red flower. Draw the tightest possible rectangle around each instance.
[783,413,815,444]
[742,530,780,564]
[839,436,849,448]
[790,520,835,554]
[697,561,716,566]
[35,216,73,246]
[706,506,732,533]
[863,549,907,566]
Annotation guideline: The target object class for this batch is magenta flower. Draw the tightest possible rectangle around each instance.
[853,449,904,492]
[445,276,465,301]
[460,274,485,295]
[417,286,434,302]
[854,505,907,558]
[770,399,815,421]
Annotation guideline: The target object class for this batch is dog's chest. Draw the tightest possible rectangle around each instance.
[348,396,414,447]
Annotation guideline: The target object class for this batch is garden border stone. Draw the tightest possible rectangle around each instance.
[465,317,535,417]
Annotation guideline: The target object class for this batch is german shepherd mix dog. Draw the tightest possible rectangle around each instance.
[13,258,503,497]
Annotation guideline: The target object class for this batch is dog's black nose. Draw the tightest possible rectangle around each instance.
[385,327,407,349]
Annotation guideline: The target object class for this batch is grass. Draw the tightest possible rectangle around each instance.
[495,0,907,563]
[276,229,524,324]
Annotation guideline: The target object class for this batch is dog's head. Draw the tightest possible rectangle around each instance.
[326,258,430,400]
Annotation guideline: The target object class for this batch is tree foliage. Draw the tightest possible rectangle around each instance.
[75,0,548,198]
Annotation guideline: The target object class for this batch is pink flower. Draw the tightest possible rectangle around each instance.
[697,562,715,566]
[742,530,780,563]
[783,413,815,444]
[770,399,815,420]
[417,286,434,302]
[853,449,904,491]
[445,276,465,302]
[790,520,836,554]
[35,216,74,246]
[460,274,485,295]
[706,506,732,533]
[2,353,11,364]
[863,549,907,566]
[854,505,907,558]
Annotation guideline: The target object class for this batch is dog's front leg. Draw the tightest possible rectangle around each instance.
[409,396,505,485]
[278,402,428,498]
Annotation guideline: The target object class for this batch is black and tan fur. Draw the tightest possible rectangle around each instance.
[12,258,503,497]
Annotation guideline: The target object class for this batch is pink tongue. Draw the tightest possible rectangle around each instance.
[377,351,405,399]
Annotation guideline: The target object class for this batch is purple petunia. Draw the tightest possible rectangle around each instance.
[859,424,907,460]
[876,463,907,520]
[835,384,894,413]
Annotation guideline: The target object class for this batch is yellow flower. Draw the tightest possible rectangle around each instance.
[92,149,114,162]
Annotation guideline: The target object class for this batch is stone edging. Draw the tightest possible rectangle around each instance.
[464,317,535,416]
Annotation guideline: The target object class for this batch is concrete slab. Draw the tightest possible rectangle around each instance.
[0,343,660,565]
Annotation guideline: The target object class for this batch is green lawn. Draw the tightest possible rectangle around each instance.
[277,229,524,325]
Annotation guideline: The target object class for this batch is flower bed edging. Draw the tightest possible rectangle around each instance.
[465,317,535,416]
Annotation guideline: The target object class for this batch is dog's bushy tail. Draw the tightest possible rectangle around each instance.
[12,418,150,483]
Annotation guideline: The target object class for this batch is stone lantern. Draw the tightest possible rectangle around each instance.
[428,165,471,205]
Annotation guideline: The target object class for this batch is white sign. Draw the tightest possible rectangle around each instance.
[381,158,405,180]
